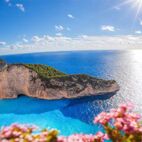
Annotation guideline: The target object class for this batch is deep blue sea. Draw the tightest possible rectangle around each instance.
[0,50,142,136]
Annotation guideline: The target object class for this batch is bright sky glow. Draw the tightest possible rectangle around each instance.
[1,0,142,55]
[116,0,142,19]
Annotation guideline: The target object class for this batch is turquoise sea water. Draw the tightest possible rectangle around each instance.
[0,50,142,136]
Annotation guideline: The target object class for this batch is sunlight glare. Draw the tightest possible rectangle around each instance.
[116,0,142,18]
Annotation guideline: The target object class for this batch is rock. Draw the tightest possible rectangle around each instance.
[0,59,7,71]
[0,64,119,100]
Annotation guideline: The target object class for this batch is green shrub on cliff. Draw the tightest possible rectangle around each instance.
[0,59,6,65]
[24,64,66,78]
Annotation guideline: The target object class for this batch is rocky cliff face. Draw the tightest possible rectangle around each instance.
[0,64,119,100]
[0,59,7,71]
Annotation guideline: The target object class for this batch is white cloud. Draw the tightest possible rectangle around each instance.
[23,38,28,43]
[5,0,10,3]
[5,0,12,6]
[66,27,71,31]
[113,6,121,10]
[56,33,63,36]
[16,4,25,12]
[55,25,70,32]
[43,35,55,42]
[135,31,142,34]
[55,25,64,31]
[0,41,6,46]
[140,20,142,25]
[32,36,42,42]
[67,14,75,19]
[101,25,116,32]
[79,35,88,39]
[1,35,142,55]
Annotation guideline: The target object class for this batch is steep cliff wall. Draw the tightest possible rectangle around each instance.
[0,64,119,100]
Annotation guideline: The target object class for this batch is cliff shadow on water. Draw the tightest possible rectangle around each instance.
[0,92,115,115]
[60,92,116,124]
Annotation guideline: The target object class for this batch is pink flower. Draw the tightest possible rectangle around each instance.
[94,112,110,125]
[114,121,123,130]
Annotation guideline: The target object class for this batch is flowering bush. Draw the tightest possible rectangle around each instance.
[0,124,58,142]
[94,104,142,142]
[58,132,108,142]
[0,124,107,142]
[0,104,142,142]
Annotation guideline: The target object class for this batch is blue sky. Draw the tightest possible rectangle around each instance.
[1,0,142,54]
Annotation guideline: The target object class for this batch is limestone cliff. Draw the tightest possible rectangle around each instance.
[0,63,119,100]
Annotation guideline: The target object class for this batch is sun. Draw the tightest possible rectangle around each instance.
[116,0,142,19]
[130,0,142,18]
[131,0,142,10]
[121,0,142,8]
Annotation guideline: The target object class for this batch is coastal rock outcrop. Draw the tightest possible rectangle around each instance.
[0,59,7,71]
[0,62,119,100]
